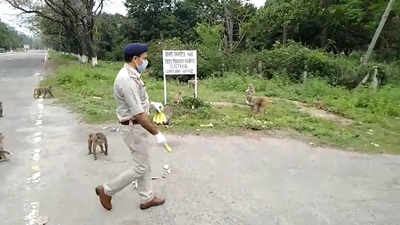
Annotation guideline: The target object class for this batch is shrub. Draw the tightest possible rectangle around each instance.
[255,41,390,88]
[224,52,258,74]
[181,96,210,109]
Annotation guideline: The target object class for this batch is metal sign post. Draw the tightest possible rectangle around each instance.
[195,71,198,98]
[163,70,167,105]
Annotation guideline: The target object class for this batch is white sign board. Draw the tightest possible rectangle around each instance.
[162,50,198,105]
[163,50,197,75]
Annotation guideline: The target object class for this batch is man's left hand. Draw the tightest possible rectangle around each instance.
[151,102,164,113]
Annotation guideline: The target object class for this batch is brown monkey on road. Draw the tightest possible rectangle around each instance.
[88,133,108,160]
[0,133,11,162]
[33,86,54,99]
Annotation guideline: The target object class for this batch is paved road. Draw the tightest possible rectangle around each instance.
[1,52,400,225]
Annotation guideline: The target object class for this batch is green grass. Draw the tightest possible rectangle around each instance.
[43,52,400,154]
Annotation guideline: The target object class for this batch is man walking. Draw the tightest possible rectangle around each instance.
[95,43,167,210]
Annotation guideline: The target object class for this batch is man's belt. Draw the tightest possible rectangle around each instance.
[120,120,139,125]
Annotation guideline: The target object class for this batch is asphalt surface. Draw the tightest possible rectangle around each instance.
[0,52,399,225]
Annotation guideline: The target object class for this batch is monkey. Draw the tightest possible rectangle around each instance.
[173,91,183,104]
[245,84,272,113]
[43,86,54,98]
[0,133,10,162]
[88,133,108,160]
[33,86,54,99]
[33,88,42,99]
[163,105,174,125]
[0,150,10,162]
[0,101,3,117]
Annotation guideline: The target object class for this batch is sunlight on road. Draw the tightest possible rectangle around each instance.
[24,92,45,225]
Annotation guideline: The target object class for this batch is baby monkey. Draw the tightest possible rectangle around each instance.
[0,133,11,162]
[245,84,272,113]
[88,133,108,160]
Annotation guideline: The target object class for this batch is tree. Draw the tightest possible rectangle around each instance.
[222,0,256,52]
[0,19,25,50]
[124,0,224,43]
[244,0,399,56]
[94,13,132,60]
[362,0,396,64]
[5,0,105,65]
[125,0,175,41]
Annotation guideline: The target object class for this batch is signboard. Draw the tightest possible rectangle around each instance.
[163,50,197,75]
[162,50,198,105]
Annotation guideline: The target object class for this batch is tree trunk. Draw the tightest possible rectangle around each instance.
[81,55,88,63]
[320,0,328,48]
[303,65,308,84]
[283,24,288,45]
[361,0,395,64]
[87,16,98,66]
[320,27,327,48]
[356,71,370,89]
[371,67,379,89]
[257,61,263,74]
[223,33,229,53]
[92,57,98,67]
[224,3,233,52]
[86,35,95,61]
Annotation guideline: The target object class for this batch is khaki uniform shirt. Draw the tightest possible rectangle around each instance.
[114,63,150,122]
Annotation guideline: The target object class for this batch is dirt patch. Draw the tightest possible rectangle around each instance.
[208,101,248,108]
[209,100,354,125]
[288,100,354,125]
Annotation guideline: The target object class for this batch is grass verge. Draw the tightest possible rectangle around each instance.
[42,52,400,154]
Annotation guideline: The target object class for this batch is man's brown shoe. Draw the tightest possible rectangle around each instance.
[95,185,112,210]
[140,196,165,210]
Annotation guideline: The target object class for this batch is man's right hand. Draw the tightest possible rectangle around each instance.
[155,132,167,145]
[135,113,168,145]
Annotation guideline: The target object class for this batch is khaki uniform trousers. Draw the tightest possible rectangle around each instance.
[104,123,153,203]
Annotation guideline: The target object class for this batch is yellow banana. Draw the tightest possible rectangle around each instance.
[155,112,162,124]
[154,113,160,124]
[160,113,167,124]
[164,144,172,152]
[157,113,162,124]
[153,112,168,125]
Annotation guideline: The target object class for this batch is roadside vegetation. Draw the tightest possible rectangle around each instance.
[28,0,399,154]
[43,49,400,154]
